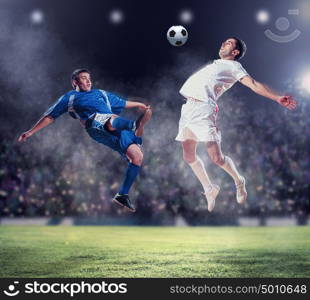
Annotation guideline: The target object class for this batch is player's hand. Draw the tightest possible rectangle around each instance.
[138,103,151,112]
[277,95,297,110]
[18,131,32,142]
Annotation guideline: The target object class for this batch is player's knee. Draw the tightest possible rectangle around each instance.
[131,151,143,166]
[210,154,225,166]
[183,152,196,164]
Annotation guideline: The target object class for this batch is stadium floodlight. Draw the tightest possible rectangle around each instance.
[109,9,124,24]
[179,10,194,24]
[30,10,44,24]
[256,10,270,24]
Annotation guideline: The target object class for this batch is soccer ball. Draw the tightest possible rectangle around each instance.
[167,25,188,47]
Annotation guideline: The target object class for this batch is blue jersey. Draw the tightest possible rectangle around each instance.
[44,89,127,121]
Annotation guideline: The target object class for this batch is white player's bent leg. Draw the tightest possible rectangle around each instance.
[236,176,247,204]
[220,156,242,184]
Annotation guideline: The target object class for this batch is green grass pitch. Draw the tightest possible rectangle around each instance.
[0,226,309,278]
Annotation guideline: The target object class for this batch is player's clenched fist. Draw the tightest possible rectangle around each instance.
[18,131,32,142]
[278,95,297,110]
[138,103,151,111]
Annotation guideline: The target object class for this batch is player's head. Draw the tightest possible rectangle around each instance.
[71,68,92,92]
[219,37,246,60]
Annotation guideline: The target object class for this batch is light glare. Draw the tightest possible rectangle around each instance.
[301,72,310,93]
[109,10,124,24]
[30,10,44,24]
[179,10,193,24]
[256,10,270,24]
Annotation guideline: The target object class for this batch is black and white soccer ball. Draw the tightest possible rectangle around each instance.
[167,25,188,47]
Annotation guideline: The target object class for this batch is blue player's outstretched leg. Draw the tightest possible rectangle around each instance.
[112,144,143,212]
[112,109,151,212]
[119,163,141,194]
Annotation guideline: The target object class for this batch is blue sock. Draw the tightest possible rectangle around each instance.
[111,117,134,131]
[119,163,141,195]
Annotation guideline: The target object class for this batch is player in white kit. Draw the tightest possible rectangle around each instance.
[176,37,297,212]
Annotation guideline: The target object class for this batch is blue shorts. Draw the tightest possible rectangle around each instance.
[86,119,142,158]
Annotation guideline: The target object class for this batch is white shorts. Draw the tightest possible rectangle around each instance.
[175,98,221,143]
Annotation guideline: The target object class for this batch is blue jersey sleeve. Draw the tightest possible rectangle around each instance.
[44,94,69,120]
[107,92,126,115]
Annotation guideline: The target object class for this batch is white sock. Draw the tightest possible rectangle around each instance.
[189,156,212,193]
[220,156,242,185]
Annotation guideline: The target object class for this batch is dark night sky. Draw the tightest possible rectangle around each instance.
[0,0,309,125]
[2,0,310,78]
[45,0,309,81]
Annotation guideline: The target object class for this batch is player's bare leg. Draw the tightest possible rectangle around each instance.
[206,141,247,204]
[135,107,152,137]
[182,138,219,212]
[126,144,144,166]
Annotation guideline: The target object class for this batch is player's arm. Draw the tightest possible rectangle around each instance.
[240,75,297,110]
[18,115,54,142]
[107,92,151,114]
[125,98,151,111]
[18,93,69,142]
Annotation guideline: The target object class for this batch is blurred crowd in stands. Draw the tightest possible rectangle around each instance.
[0,92,309,225]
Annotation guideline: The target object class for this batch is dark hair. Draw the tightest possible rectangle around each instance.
[232,37,247,60]
[71,68,90,81]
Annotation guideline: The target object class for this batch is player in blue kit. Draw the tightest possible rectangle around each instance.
[18,69,152,212]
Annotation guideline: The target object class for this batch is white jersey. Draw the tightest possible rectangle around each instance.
[179,59,248,103]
